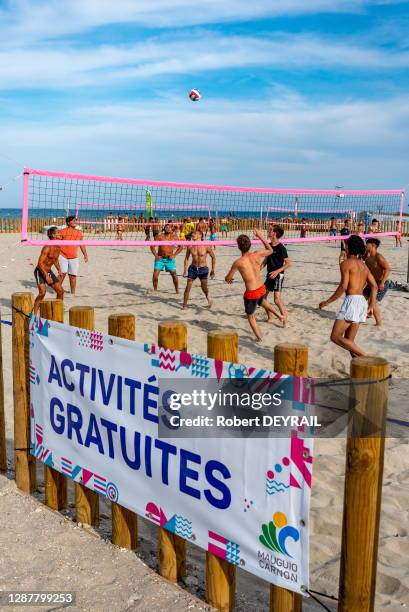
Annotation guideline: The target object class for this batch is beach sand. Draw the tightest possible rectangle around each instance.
[0,233,408,610]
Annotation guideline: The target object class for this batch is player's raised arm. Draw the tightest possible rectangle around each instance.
[253,228,273,257]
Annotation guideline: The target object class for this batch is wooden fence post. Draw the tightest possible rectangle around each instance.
[69,306,99,526]
[108,313,138,549]
[12,292,35,493]
[206,330,238,612]
[338,356,389,612]
[158,321,187,582]
[270,343,308,612]
[0,311,6,473]
[40,299,67,510]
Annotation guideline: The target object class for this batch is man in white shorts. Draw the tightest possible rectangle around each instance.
[319,235,377,357]
[59,215,88,295]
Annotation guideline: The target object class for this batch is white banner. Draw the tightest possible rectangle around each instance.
[29,316,312,593]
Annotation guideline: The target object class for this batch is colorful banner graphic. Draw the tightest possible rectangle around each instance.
[29,316,313,593]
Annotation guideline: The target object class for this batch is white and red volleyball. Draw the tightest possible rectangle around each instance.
[188,88,201,102]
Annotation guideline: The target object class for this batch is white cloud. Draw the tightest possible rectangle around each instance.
[0,92,408,199]
[0,0,369,45]
[0,33,408,91]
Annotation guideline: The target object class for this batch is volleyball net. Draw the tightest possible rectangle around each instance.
[22,168,405,246]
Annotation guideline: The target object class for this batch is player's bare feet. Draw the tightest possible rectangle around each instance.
[267,314,285,325]
[207,298,213,309]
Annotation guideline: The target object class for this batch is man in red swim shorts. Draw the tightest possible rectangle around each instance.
[225,229,283,341]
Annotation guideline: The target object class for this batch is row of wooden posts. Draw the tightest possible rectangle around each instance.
[0,292,389,611]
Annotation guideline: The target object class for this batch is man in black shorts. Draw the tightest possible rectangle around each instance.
[339,219,351,264]
[183,230,215,308]
[144,218,151,241]
[152,216,160,239]
[262,225,291,327]
[34,226,64,315]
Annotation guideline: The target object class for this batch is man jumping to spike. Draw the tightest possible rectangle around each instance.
[183,230,215,308]
[225,229,283,341]
[150,224,183,293]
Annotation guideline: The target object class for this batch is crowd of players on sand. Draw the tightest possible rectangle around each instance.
[33,213,401,358]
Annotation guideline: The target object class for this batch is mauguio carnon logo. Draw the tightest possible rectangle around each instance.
[258,512,301,584]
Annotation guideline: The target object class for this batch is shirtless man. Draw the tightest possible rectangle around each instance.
[152,217,160,240]
[197,218,208,238]
[339,218,351,264]
[150,224,183,293]
[183,230,215,308]
[209,218,218,241]
[319,235,377,357]
[225,229,283,341]
[363,238,391,326]
[33,227,64,315]
[368,218,380,234]
[329,217,337,237]
[356,221,365,235]
[116,216,124,240]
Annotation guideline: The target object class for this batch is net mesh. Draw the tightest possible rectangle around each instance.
[22,168,405,245]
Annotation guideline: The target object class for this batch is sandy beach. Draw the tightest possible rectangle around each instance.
[0,233,408,610]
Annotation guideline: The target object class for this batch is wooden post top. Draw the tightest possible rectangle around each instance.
[158,321,187,331]
[158,321,187,351]
[108,313,135,321]
[274,343,308,377]
[351,356,389,373]
[69,306,94,314]
[108,313,135,341]
[207,330,238,339]
[274,342,308,352]
[12,292,34,298]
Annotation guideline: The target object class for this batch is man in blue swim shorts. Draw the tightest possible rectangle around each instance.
[183,230,216,308]
[363,238,391,326]
[150,224,183,293]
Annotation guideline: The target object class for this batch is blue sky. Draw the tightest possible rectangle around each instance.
[0,0,408,207]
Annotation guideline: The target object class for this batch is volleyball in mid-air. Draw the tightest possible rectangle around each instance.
[189,88,201,102]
